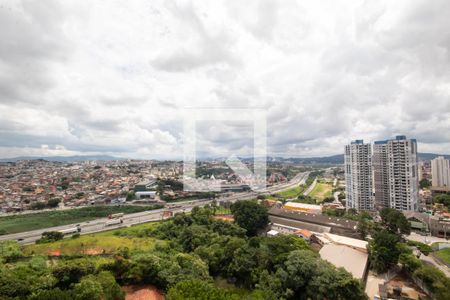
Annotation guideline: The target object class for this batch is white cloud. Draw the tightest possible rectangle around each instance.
[0,0,449,158]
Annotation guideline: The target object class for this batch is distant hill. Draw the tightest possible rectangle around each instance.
[0,155,125,162]
[416,153,450,161]
[274,153,450,164]
[1,153,448,164]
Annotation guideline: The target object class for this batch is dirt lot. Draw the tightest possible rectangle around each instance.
[122,285,165,300]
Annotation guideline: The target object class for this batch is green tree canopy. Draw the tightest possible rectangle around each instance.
[47,198,61,208]
[231,201,269,236]
[167,279,238,300]
[379,208,411,235]
[434,194,450,208]
[419,178,431,189]
[368,230,401,273]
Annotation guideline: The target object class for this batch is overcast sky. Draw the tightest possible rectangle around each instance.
[0,0,449,159]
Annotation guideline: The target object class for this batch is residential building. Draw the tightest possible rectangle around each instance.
[373,141,390,209]
[387,136,419,211]
[431,156,450,187]
[344,140,374,211]
[372,136,419,211]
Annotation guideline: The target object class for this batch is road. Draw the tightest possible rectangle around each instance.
[405,232,449,245]
[0,204,200,245]
[0,172,310,245]
[420,253,450,277]
[303,177,317,196]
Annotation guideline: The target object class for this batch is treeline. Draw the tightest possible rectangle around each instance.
[305,170,323,186]
[367,208,450,300]
[0,201,367,300]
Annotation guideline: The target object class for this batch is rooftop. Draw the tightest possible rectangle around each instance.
[269,207,358,230]
[319,244,368,280]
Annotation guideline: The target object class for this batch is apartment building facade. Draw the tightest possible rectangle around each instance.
[431,156,450,187]
[346,136,419,212]
[344,140,374,211]
[372,136,419,211]
[373,141,390,209]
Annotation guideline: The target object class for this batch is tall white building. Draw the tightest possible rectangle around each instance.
[373,136,419,211]
[373,142,390,209]
[431,156,450,187]
[344,140,374,211]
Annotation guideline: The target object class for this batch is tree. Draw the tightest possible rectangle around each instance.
[209,219,246,237]
[0,257,56,299]
[260,250,367,300]
[368,230,401,273]
[28,288,72,300]
[167,279,237,300]
[434,194,450,208]
[0,241,23,263]
[414,265,450,300]
[307,265,368,300]
[126,254,164,286]
[399,253,421,273]
[52,259,96,289]
[191,206,213,225]
[158,253,212,288]
[322,196,335,203]
[296,195,316,204]
[73,277,103,300]
[379,208,411,235]
[178,225,216,252]
[230,201,269,236]
[30,202,47,210]
[47,198,61,208]
[419,178,431,189]
[95,271,124,300]
[227,244,258,286]
[357,218,371,240]
[126,191,135,201]
[36,231,64,244]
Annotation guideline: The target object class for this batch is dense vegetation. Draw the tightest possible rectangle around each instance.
[0,205,163,235]
[367,208,450,300]
[433,193,450,209]
[0,201,367,299]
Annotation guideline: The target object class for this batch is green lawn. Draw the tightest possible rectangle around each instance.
[275,185,305,199]
[435,248,450,265]
[214,206,232,215]
[309,182,333,202]
[0,205,163,235]
[24,222,162,256]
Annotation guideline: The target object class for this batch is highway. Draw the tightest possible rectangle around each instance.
[0,172,310,245]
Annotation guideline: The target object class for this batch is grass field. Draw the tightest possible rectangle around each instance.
[309,182,333,202]
[275,185,305,199]
[435,248,450,265]
[0,205,162,235]
[214,206,232,214]
[24,222,162,256]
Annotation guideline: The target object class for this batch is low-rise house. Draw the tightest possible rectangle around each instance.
[295,229,313,242]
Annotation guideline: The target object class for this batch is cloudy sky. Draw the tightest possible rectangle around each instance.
[0,0,449,159]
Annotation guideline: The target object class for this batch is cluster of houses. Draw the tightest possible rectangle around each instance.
[0,160,181,212]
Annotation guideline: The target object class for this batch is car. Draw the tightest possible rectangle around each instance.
[17,238,24,241]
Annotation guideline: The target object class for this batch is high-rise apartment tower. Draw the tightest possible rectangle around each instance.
[431,156,450,187]
[344,140,374,211]
[373,136,419,211]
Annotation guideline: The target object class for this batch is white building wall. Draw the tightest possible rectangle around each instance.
[431,156,450,187]
[386,137,419,211]
[344,141,374,211]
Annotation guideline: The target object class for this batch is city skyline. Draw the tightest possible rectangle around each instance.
[1,0,450,159]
